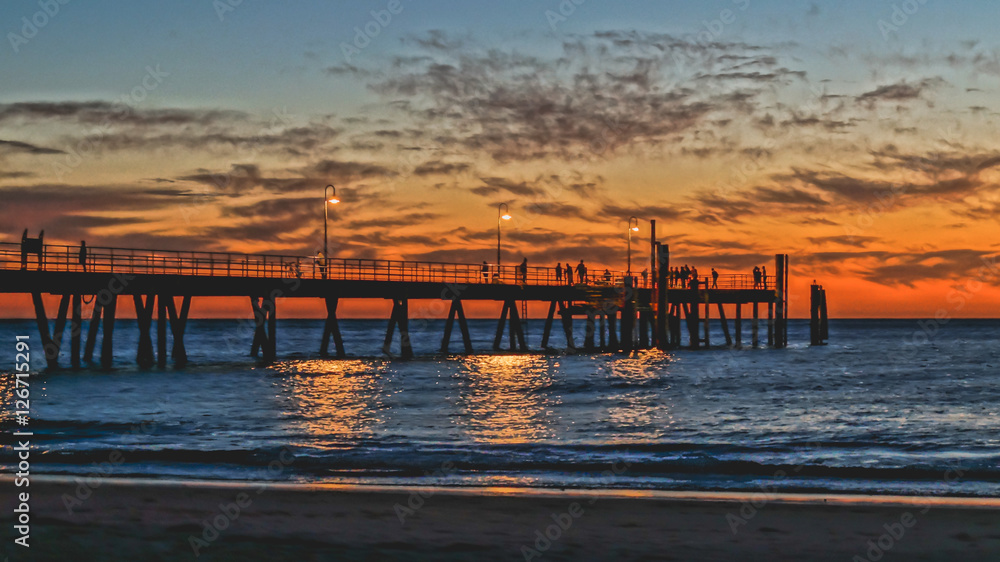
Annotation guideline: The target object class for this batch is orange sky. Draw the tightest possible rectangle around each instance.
[2,4,1000,319]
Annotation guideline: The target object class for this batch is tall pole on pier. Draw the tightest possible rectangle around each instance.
[324,185,340,260]
[627,216,639,275]
[497,203,511,269]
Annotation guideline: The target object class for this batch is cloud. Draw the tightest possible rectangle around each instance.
[856,78,944,106]
[470,177,544,198]
[412,160,471,176]
[807,235,879,248]
[0,139,65,155]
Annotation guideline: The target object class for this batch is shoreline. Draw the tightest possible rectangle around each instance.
[3,476,999,560]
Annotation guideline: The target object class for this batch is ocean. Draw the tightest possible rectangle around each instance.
[2,318,999,498]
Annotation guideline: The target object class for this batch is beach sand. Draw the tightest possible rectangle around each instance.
[2,476,999,561]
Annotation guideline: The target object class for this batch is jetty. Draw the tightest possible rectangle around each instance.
[0,221,806,369]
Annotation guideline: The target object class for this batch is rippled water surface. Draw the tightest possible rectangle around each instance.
[2,319,999,496]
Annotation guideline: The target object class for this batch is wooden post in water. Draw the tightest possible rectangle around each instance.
[559,302,576,351]
[70,294,82,368]
[322,297,346,358]
[133,295,155,368]
[101,294,117,370]
[734,303,742,348]
[166,296,190,365]
[584,309,596,352]
[717,303,732,347]
[752,302,759,348]
[649,220,657,348]
[703,294,711,348]
[819,287,829,343]
[31,293,58,369]
[767,302,774,347]
[621,277,635,353]
[775,254,787,348]
[84,301,102,363]
[810,283,821,346]
[655,243,669,350]
[541,301,557,350]
[156,295,167,367]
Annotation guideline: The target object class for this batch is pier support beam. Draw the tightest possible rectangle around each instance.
[752,302,759,348]
[493,300,526,352]
[703,296,711,348]
[735,303,743,348]
[559,302,576,351]
[31,293,58,369]
[383,298,413,359]
[101,294,117,370]
[70,294,82,368]
[441,298,473,354]
[767,302,774,347]
[655,243,669,351]
[133,295,156,368]
[166,296,190,366]
[541,301,557,350]
[620,277,635,353]
[157,295,167,368]
[84,301,102,363]
[251,296,277,362]
[321,297,346,358]
[811,284,829,346]
[717,303,732,347]
[585,310,596,352]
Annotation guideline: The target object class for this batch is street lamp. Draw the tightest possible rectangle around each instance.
[324,184,340,259]
[497,203,512,271]
[627,216,640,275]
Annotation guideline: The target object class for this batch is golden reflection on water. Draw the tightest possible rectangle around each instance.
[451,355,558,444]
[603,355,674,442]
[271,359,389,445]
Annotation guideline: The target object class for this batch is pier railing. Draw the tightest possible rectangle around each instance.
[0,242,769,290]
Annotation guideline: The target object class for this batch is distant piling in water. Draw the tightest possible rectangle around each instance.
[810,283,829,346]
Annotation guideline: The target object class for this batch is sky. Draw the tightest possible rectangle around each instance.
[2,0,1000,319]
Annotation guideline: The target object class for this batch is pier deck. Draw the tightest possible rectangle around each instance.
[0,241,790,368]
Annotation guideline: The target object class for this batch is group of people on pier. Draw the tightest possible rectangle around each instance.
[667,265,720,289]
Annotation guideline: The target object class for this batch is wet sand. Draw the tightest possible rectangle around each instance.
[2,476,999,561]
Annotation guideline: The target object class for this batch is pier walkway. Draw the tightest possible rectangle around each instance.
[0,240,793,369]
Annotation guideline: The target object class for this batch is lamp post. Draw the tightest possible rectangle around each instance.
[497,203,512,276]
[324,184,340,259]
[627,216,640,275]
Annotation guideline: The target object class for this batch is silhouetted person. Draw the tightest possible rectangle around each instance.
[519,258,528,284]
[753,266,761,289]
[317,250,327,279]
[555,263,562,283]
[20,229,28,270]
[603,268,612,284]
[481,261,490,283]
[691,267,699,290]
[79,241,88,272]
[762,266,768,289]
[641,268,648,287]
[576,260,587,284]
[565,263,573,284]
[711,267,718,289]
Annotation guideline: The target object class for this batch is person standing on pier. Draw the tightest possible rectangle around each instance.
[711,268,718,289]
[762,266,768,289]
[565,263,573,284]
[79,241,88,272]
[691,266,699,289]
[317,251,327,279]
[576,260,587,284]
[555,263,562,283]
[641,268,648,287]
[753,266,761,288]
[482,261,490,283]
[519,258,528,284]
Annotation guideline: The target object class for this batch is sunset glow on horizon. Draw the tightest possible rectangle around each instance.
[2,0,999,318]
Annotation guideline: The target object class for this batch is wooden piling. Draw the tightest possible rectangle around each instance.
[655,243,669,350]
[166,296,190,365]
[717,303,732,347]
[752,301,759,348]
[322,297,346,358]
[621,277,635,353]
[70,294,82,368]
[541,301,557,350]
[31,293,58,369]
[734,303,742,348]
[84,301,102,363]
[133,295,155,368]
[559,302,576,351]
[157,295,167,367]
[101,294,117,370]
